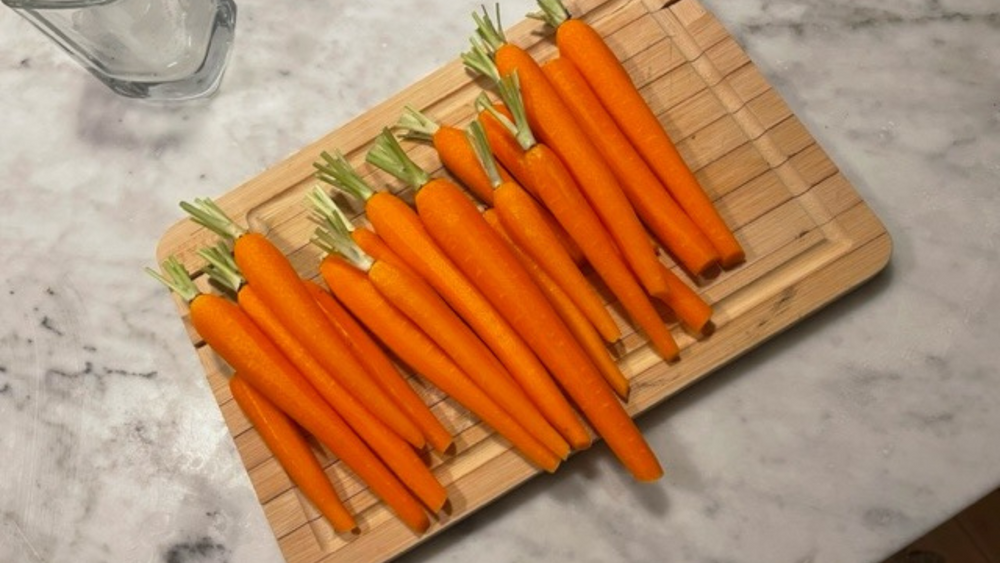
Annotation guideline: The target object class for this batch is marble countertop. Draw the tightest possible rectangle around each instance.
[2,0,998,561]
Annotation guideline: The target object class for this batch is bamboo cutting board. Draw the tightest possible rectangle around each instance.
[156,0,892,561]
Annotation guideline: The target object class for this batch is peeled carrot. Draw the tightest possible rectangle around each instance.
[465,119,619,343]
[533,0,745,268]
[471,15,670,300]
[303,280,453,454]
[307,200,570,460]
[397,105,512,205]
[366,259,570,459]
[147,260,429,532]
[659,262,714,335]
[317,149,591,450]
[471,76,679,359]
[181,200,425,450]
[235,284,447,512]
[198,246,447,512]
[318,254,561,473]
[415,174,663,481]
[484,209,630,400]
[397,106,586,266]
[230,374,357,532]
[542,56,721,277]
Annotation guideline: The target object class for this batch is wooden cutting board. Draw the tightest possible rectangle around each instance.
[156,0,892,561]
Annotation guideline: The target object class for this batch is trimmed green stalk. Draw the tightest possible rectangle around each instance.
[465,120,504,190]
[199,242,245,294]
[473,73,537,152]
[365,128,430,191]
[471,5,507,54]
[307,186,373,271]
[180,198,246,241]
[461,39,501,83]
[145,257,201,303]
[527,0,571,28]
[313,150,376,203]
[306,187,355,234]
[395,106,439,143]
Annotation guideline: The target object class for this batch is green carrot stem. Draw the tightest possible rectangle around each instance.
[472,4,507,53]
[466,121,503,189]
[179,198,246,241]
[528,0,570,28]
[198,242,245,294]
[395,106,439,143]
[306,187,355,233]
[461,39,501,84]
[311,227,374,273]
[145,256,201,303]
[365,128,430,190]
[314,150,375,202]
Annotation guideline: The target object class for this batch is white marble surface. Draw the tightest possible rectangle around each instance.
[1,0,998,562]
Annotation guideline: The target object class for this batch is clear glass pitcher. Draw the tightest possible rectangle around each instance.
[3,0,236,100]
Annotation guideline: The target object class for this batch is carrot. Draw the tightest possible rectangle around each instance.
[306,188,421,282]
[180,199,426,450]
[310,194,569,460]
[365,129,662,481]
[316,150,591,451]
[397,106,586,266]
[317,253,561,473]
[473,75,679,360]
[147,258,430,532]
[466,119,619,343]
[484,209,630,400]
[229,375,357,532]
[199,246,447,512]
[470,12,671,300]
[532,0,745,268]
[397,105,512,205]
[303,279,453,454]
[659,262,714,335]
[542,56,721,277]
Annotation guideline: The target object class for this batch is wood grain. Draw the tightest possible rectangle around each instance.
[155,0,892,561]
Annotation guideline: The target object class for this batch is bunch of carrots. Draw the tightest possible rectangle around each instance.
[149,0,743,535]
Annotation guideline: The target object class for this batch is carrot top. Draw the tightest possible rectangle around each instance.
[527,0,570,28]
[464,120,504,189]
[179,197,247,241]
[309,188,377,272]
[366,129,430,191]
[145,256,201,303]
[314,150,376,203]
[394,106,439,143]
[198,242,245,295]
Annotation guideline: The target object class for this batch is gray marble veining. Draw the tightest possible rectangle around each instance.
[2,0,998,562]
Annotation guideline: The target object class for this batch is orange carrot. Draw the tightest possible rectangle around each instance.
[180,199,426,450]
[659,262,714,335]
[472,76,679,360]
[412,173,662,481]
[484,209,630,399]
[303,280,453,454]
[470,14,670,300]
[318,253,561,473]
[533,0,745,268]
[542,56,721,277]
[398,106,586,266]
[465,119,619,343]
[199,247,447,512]
[147,259,429,532]
[317,150,591,451]
[230,374,357,532]
[308,199,570,460]
[397,105,512,205]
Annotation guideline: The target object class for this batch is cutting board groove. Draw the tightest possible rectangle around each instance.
[156,0,891,561]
